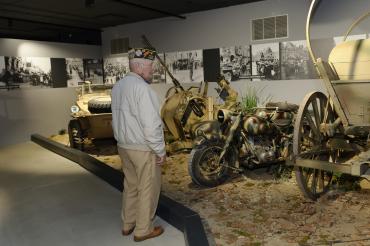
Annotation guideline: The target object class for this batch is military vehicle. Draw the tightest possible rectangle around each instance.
[68,36,241,153]
[68,81,113,150]
[161,76,240,153]
[188,102,298,187]
[291,0,370,200]
[142,35,240,153]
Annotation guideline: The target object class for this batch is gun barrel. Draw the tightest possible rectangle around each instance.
[141,35,184,91]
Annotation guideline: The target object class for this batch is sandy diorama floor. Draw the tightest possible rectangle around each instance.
[51,134,370,246]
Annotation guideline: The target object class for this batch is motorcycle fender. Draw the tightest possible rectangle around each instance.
[193,135,221,146]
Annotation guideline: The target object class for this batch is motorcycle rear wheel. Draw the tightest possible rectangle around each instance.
[188,140,236,187]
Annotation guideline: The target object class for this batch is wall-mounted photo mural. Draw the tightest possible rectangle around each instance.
[103,56,129,85]
[102,54,166,84]
[83,59,104,85]
[152,53,166,84]
[220,45,251,82]
[66,58,84,87]
[280,40,317,80]
[251,43,280,81]
[0,56,6,88]
[1,56,52,88]
[165,50,203,84]
[2,33,370,91]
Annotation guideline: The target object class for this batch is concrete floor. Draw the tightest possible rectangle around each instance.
[0,142,186,246]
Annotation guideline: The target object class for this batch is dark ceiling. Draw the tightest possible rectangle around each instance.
[0,0,262,45]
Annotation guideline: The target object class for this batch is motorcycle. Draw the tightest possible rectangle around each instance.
[188,101,298,187]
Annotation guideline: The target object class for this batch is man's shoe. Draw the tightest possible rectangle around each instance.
[133,226,164,242]
[121,227,135,236]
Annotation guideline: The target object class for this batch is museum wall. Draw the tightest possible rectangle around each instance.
[0,39,102,58]
[102,0,370,54]
[0,38,102,148]
[101,0,369,103]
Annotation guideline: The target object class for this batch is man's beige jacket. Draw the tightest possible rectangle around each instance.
[111,72,166,157]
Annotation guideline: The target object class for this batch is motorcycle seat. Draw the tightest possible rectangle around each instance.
[266,101,299,112]
[272,118,293,127]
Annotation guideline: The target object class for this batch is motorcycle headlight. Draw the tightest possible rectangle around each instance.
[217,109,232,124]
[257,110,267,119]
[70,105,79,113]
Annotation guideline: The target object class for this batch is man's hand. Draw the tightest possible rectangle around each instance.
[155,155,166,166]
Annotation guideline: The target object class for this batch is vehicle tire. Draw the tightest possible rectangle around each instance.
[188,140,236,187]
[88,96,111,114]
[68,119,84,150]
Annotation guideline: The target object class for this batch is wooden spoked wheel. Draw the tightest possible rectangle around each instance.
[293,91,338,200]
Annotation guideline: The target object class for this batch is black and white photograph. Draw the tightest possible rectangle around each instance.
[220,45,251,82]
[251,43,280,81]
[66,58,84,87]
[83,59,104,84]
[280,40,317,80]
[165,50,203,84]
[0,56,8,89]
[2,56,52,88]
[103,56,129,84]
[152,53,166,83]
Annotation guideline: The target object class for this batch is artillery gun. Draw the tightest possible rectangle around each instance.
[142,36,239,153]
[291,0,370,200]
[161,76,239,153]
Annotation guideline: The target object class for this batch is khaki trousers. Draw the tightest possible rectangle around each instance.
[117,147,162,237]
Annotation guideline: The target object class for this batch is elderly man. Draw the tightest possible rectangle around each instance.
[111,48,166,242]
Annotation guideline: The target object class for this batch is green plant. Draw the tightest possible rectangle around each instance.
[241,88,258,113]
[240,85,272,113]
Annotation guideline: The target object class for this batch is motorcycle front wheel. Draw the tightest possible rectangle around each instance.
[188,140,236,187]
